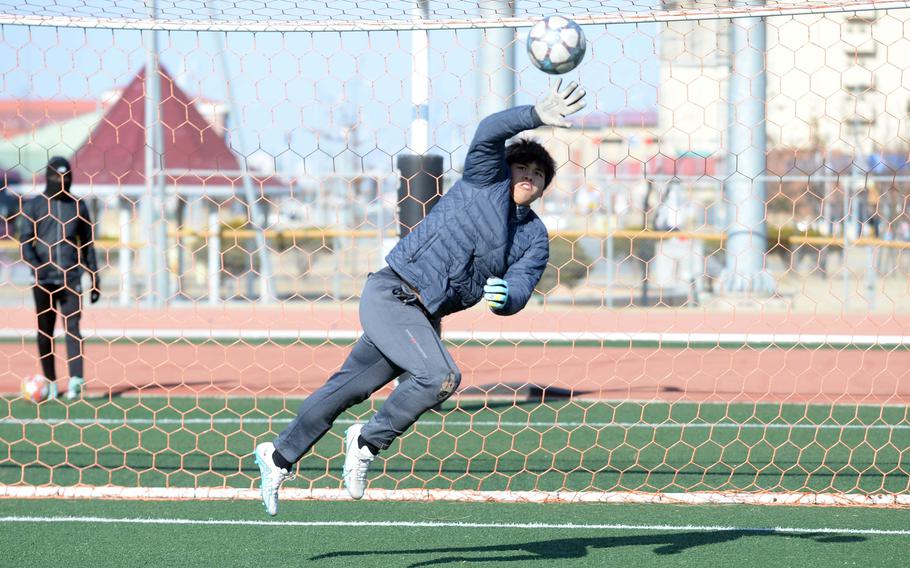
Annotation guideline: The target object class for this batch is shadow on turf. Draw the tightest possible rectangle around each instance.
[309,530,864,567]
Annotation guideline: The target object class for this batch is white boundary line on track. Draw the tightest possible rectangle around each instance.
[2,486,909,508]
[1,514,909,535]
[2,328,909,348]
[1,416,907,430]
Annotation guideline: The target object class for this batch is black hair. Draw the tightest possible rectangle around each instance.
[505,138,556,188]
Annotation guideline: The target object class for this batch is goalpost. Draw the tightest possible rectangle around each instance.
[1,0,910,507]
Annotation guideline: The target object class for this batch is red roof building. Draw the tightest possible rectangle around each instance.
[70,65,285,198]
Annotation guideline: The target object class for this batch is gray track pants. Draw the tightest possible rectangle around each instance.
[274,267,461,462]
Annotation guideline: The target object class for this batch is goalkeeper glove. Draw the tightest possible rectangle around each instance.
[533,79,587,128]
[484,277,509,310]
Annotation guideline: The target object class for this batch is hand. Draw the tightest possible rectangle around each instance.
[534,79,587,128]
[90,287,101,304]
[484,277,509,310]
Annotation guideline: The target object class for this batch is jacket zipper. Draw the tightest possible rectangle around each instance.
[408,231,440,262]
[52,199,62,282]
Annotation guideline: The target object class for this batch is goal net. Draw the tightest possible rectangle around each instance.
[1,0,909,506]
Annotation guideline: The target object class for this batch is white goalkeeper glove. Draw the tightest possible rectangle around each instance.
[534,79,587,128]
[484,277,509,310]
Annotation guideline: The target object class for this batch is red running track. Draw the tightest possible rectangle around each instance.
[1,305,908,404]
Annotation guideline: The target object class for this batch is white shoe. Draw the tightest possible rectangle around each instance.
[254,442,294,516]
[46,378,58,400]
[65,376,85,400]
[343,424,376,500]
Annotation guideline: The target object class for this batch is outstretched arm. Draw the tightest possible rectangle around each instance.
[462,80,587,188]
[461,105,542,188]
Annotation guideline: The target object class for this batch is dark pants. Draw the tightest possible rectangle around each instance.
[274,267,461,462]
[32,283,84,382]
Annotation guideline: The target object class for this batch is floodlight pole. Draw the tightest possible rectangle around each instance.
[144,0,168,306]
[720,1,774,294]
[397,0,443,242]
[118,202,132,306]
[410,0,430,155]
[478,0,515,118]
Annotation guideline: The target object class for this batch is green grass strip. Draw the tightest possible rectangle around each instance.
[1,396,908,495]
[1,499,909,568]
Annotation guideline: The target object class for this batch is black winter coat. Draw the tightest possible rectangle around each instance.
[20,193,98,290]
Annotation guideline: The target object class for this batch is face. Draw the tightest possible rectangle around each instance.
[48,166,71,191]
[510,162,546,206]
[49,171,69,189]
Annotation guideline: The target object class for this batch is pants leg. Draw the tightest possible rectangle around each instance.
[32,285,57,381]
[274,333,402,463]
[272,267,462,462]
[56,287,84,379]
[357,269,461,450]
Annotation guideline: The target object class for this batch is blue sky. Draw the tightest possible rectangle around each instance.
[0,10,659,176]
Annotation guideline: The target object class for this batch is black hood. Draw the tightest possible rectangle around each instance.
[44,156,73,198]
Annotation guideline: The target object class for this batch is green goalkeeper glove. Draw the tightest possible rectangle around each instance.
[484,277,509,310]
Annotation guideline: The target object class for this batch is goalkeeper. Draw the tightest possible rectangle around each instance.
[254,80,586,515]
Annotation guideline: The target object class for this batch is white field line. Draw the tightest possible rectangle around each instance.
[1,416,907,430]
[2,486,910,508]
[2,328,909,348]
[8,393,907,409]
[2,514,910,536]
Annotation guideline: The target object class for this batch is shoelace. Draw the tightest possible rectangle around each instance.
[276,469,296,483]
[353,455,374,480]
[264,462,295,486]
[259,448,296,484]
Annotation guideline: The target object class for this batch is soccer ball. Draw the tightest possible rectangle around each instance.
[21,375,50,403]
[526,16,587,75]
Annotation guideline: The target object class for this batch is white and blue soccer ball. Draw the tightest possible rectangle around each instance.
[526,16,587,75]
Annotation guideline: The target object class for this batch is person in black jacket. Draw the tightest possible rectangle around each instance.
[19,156,100,400]
[253,81,586,515]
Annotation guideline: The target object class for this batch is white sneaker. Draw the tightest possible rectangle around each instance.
[46,378,58,400]
[343,423,376,500]
[65,376,85,400]
[254,442,294,516]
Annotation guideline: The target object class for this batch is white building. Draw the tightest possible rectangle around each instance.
[658,3,729,158]
[767,10,910,154]
[658,4,910,156]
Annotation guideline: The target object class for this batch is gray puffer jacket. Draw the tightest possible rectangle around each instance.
[386,105,550,318]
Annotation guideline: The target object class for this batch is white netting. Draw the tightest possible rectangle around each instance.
[0,1,906,31]
[1,2,909,505]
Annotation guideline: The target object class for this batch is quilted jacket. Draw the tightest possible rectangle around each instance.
[386,105,550,318]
